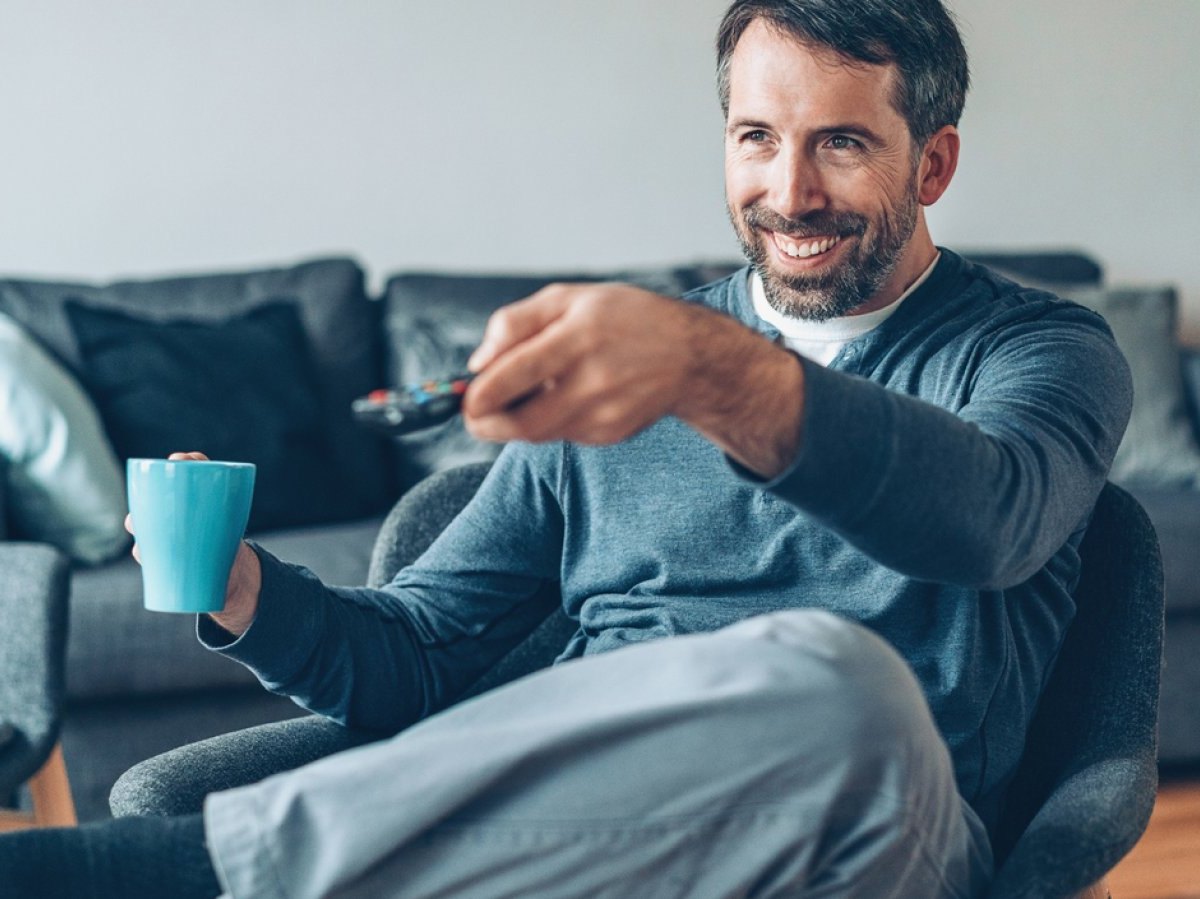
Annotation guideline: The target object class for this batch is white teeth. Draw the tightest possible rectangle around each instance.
[779,234,839,259]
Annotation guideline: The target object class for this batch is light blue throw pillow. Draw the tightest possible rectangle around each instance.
[0,311,129,564]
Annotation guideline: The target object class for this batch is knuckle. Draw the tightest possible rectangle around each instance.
[588,367,619,396]
[594,404,626,431]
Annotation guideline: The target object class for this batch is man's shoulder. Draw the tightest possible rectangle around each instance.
[935,251,1112,335]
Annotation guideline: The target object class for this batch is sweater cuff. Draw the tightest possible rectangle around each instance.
[196,541,326,689]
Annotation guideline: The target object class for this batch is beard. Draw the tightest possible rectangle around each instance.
[727,183,921,322]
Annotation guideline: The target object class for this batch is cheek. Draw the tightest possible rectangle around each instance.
[724,152,765,206]
[723,166,746,208]
[830,165,912,220]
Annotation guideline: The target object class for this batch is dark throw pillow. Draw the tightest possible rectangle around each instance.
[65,299,347,533]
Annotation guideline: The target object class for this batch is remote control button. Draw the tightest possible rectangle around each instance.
[425,396,459,417]
[368,389,391,403]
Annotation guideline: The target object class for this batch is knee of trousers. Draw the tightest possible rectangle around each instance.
[679,609,948,780]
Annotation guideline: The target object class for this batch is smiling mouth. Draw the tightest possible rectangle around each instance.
[771,232,842,260]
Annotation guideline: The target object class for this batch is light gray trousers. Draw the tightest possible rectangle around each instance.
[204,610,993,898]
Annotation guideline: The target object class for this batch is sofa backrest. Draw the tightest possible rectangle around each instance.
[0,258,395,534]
[379,265,718,491]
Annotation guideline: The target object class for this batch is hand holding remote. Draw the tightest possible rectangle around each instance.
[462,281,805,477]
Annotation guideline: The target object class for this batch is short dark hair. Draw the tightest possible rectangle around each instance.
[716,0,970,147]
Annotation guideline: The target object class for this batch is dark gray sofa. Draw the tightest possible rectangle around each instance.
[0,256,741,821]
[0,250,1195,822]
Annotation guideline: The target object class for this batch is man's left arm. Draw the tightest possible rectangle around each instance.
[465,282,1133,591]
[765,319,1131,589]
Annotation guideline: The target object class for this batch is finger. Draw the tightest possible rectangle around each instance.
[124,514,134,535]
[132,543,141,564]
[467,287,573,373]
[167,451,209,461]
[465,317,587,417]
[466,391,561,444]
[465,371,570,443]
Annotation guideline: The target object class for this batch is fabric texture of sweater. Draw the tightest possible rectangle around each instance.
[200,248,1132,831]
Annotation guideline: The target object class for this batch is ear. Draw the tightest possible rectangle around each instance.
[916,125,960,206]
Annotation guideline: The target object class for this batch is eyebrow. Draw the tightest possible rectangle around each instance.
[726,117,772,135]
[818,123,886,145]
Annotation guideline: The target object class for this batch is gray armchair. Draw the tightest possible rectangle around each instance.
[0,542,77,830]
[111,468,1164,899]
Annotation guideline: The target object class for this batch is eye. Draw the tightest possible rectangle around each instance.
[826,134,863,151]
[742,129,769,143]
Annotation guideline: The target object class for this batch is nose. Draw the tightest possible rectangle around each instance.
[768,147,828,221]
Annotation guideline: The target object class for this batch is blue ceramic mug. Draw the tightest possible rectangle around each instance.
[126,458,256,613]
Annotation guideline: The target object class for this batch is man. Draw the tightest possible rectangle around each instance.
[3,1,1131,896]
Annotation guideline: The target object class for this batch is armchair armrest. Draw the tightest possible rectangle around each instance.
[988,755,1157,899]
[0,542,71,796]
[109,715,381,818]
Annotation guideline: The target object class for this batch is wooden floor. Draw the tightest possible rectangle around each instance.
[1107,777,1200,898]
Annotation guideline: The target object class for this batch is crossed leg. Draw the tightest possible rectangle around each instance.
[204,610,992,898]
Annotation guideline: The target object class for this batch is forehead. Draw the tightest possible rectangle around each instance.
[727,19,904,130]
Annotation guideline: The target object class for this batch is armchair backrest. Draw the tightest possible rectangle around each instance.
[989,482,1165,896]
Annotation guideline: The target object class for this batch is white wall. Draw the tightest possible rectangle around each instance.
[0,0,736,287]
[1,1,1197,332]
[934,0,1200,338]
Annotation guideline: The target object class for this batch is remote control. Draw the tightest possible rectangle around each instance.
[352,374,476,436]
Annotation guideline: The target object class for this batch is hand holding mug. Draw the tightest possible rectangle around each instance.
[126,452,260,631]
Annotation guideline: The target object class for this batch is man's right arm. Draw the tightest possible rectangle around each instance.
[194,443,565,733]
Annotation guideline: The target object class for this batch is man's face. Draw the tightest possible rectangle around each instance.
[724,20,925,321]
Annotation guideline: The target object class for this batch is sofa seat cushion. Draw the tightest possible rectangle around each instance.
[0,257,394,530]
[66,515,383,701]
[1125,486,1200,615]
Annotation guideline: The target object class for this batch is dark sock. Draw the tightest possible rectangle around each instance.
[0,813,221,899]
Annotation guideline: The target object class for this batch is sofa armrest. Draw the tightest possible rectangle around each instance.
[0,454,9,541]
[1180,345,1200,440]
[0,541,71,795]
[109,714,380,818]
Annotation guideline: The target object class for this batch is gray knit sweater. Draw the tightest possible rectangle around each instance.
[202,249,1132,827]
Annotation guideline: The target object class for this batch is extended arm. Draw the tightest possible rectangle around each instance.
[463,281,1132,591]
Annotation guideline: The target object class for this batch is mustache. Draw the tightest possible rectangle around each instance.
[742,205,868,240]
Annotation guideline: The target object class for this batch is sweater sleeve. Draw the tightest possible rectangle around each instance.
[197,442,565,732]
[750,306,1133,590]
